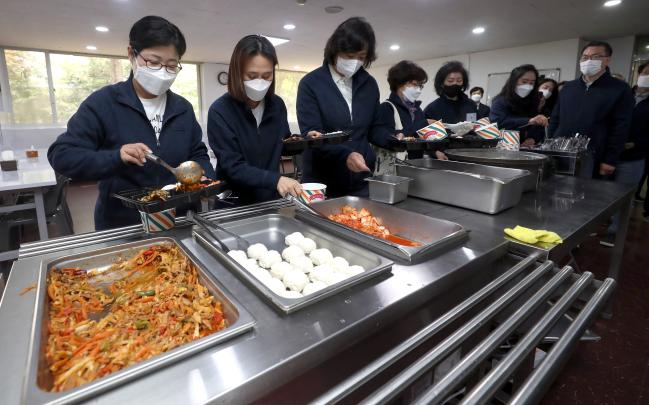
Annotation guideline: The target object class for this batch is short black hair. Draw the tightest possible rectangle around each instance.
[387,60,428,92]
[639,61,649,74]
[228,35,278,103]
[129,16,187,58]
[324,17,377,68]
[434,61,469,96]
[581,40,613,57]
[498,64,539,115]
[469,86,484,95]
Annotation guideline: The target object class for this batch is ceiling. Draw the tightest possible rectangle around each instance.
[1,0,648,71]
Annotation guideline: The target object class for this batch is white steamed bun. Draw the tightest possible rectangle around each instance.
[270,261,293,279]
[284,232,305,246]
[310,248,333,266]
[282,270,309,292]
[258,250,281,269]
[247,243,268,260]
[297,237,317,254]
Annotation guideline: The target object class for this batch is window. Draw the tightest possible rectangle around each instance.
[50,54,131,124]
[171,63,200,120]
[1,48,202,126]
[4,50,52,124]
[275,70,306,124]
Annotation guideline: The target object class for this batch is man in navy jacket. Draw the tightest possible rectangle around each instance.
[549,41,634,178]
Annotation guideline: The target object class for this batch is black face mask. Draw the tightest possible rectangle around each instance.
[444,84,462,98]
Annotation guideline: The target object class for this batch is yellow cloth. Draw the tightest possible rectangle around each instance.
[504,225,563,245]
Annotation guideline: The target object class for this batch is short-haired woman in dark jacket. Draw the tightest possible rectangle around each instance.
[207,35,302,205]
[423,61,476,124]
[48,16,214,230]
[376,60,447,171]
[489,64,548,146]
[297,17,391,198]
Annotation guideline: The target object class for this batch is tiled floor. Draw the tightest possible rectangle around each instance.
[1,182,647,403]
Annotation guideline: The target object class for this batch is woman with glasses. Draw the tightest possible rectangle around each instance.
[375,60,446,173]
[207,35,302,205]
[423,61,477,124]
[489,64,548,146]
[48,16,214,230]
[297,17,392,198]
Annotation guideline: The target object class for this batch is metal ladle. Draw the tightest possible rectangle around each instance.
[146,152,204,185]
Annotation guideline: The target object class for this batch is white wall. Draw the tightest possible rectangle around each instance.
[602,35,635,80]
[369,38,582,107]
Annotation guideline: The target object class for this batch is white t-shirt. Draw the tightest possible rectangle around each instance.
[329,64,353,116]
[252,100,265,128]
[140,93,167,140]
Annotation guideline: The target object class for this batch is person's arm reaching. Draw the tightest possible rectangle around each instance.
[489,97,529,130]
[48,98,125,181]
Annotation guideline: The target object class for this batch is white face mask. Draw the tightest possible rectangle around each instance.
[515,84,534,98]
[540,89,552,99]
[402,85,422,103]
[580,59,603,77]
[243,78,272,102]
[132,59,177,96]
[470,93,482,102]
[637,74,649,88]
[335,57,363,78]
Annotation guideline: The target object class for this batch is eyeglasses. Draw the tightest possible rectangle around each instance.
[580,54,608,62]
[134,50,182,74]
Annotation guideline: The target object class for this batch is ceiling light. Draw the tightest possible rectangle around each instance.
[472,26,485,34]
[95,26,109,32]
[86,45,97,51]
[646,45,649,49]
[603,0,622,7]
[283,24,296,30]
[293,65,301,70]
[325,6,344,14]
[296,0,306,5]
[390,44,400,51]
[262,35,290,47]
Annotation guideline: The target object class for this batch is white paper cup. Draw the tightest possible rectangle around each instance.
[298,183,327,204]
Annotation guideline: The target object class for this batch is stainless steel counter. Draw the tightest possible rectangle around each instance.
[0,176,633,404]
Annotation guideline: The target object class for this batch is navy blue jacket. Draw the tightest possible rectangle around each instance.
[297,64,391,197]
[48,77,214,230]
[549,70,634,165]
[490,95,545,143]
[207,93,290,205]
[377,92,431,159]
[473,102,491,120]
[620,96,649,162]
[423,93,477,124]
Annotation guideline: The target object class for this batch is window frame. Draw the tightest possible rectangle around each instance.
[0,46,203,127]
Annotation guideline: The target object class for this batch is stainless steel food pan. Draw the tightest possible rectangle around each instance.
[396,158,530,214]
[23,237,255,405]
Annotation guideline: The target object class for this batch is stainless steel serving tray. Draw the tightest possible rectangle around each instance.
[22,237,255,405]
[445,148,548,191]
[295,197,467,263]
[192,213,393,314]
[396,158,530,214]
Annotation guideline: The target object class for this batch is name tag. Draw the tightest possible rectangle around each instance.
[465,113,477,122]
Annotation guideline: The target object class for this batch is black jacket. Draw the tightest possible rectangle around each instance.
[490,95,545,143]
[48,77,214,230]
[207,93,290,205]
[423,93,477,124]
[549,70,634,166]
[474,102,491,120]
[297,63,391,197]
[377,92,431,159]
[620,96,649,162]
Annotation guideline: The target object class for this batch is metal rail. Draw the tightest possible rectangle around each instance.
[508,278,615,404]
[459,272,594,404]
[17,200,291,259]
[359,259,554,404]
[312,252,544,405]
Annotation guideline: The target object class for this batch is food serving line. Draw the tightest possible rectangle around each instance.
[0,163,634,403]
